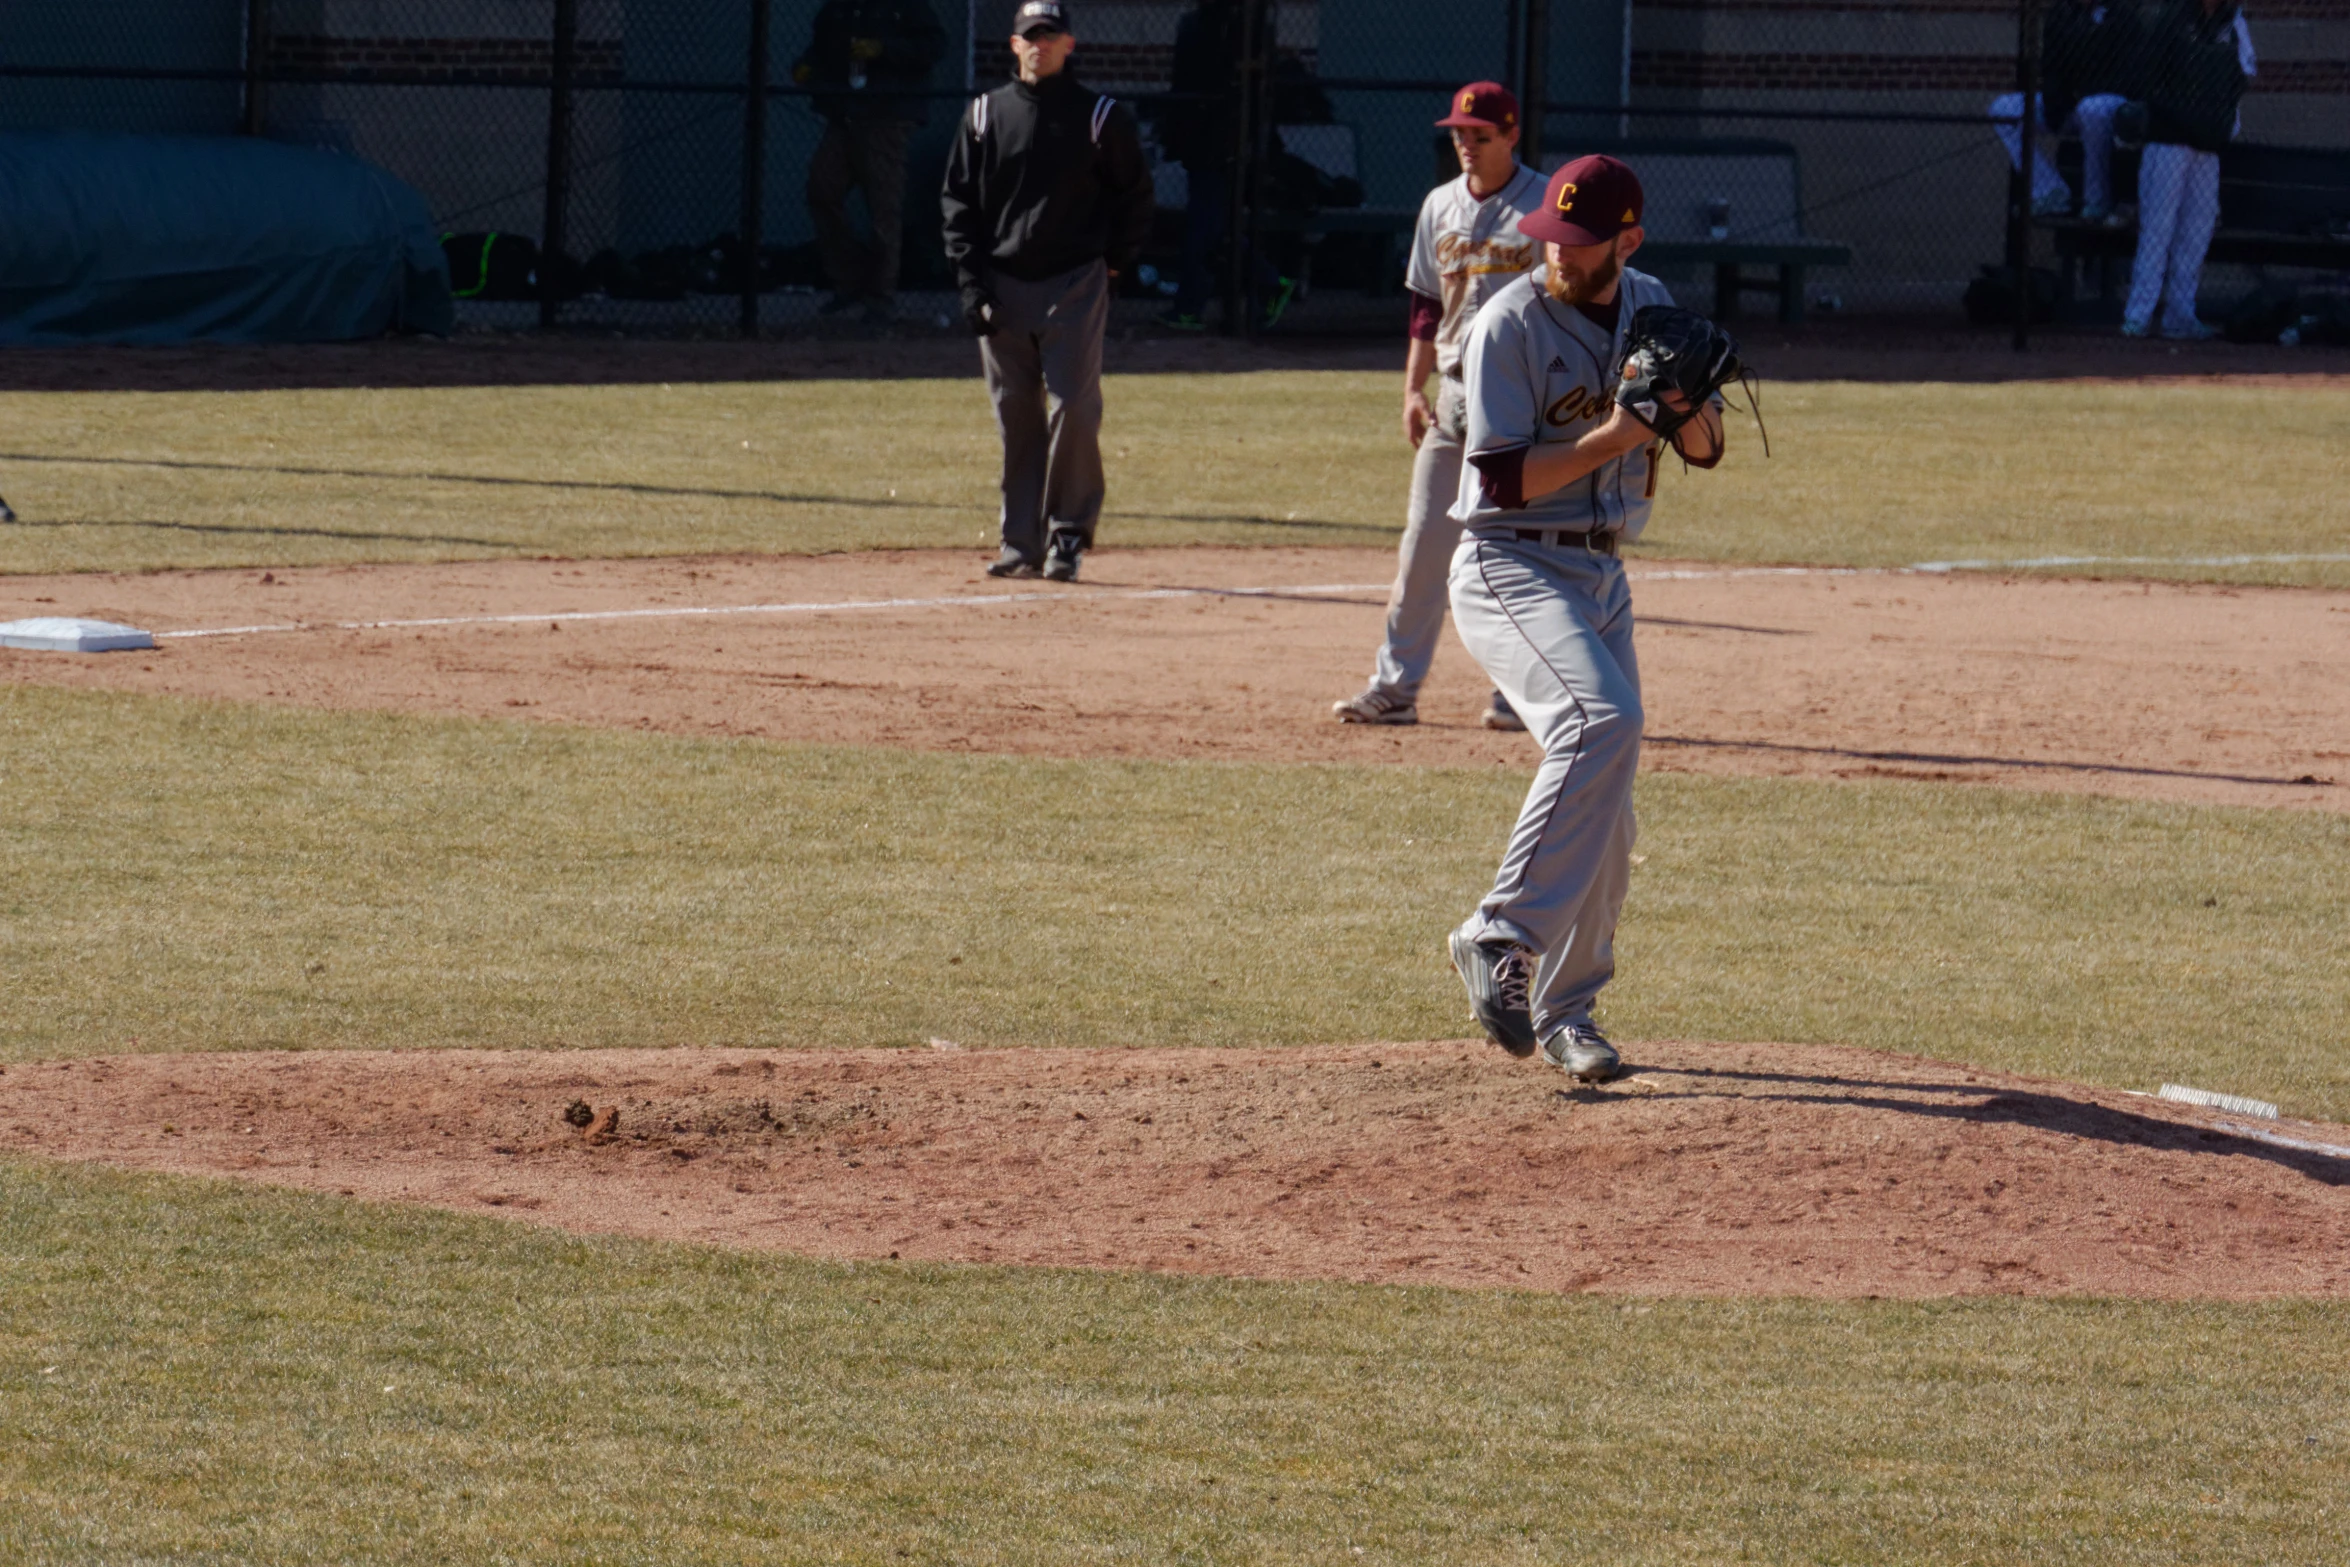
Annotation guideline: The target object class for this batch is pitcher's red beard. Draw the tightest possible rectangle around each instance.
[1545,250,1621,305]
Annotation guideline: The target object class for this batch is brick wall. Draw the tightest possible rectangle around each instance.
[266,35,625,85]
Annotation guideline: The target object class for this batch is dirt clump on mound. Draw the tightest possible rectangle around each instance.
[2,1041,2344,1299]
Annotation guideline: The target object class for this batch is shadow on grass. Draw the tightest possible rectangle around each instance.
[1,516,519,550]
[1589,1062,2350,1186]
[2,452,1392,541]
[1647,731,2338,791]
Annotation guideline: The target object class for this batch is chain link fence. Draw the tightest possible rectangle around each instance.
[3,0,2343,338]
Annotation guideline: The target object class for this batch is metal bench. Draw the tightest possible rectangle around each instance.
[2038,141,2350,308]
[1546,139,1852,325]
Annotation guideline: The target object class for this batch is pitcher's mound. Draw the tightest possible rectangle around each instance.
[6,1040,2345,1299]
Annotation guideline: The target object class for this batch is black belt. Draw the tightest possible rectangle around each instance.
[1509,527,1618,555]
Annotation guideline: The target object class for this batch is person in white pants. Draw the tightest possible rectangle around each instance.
[1992,90,2131,218]
[1990,0,2136,219]
[2124,0,2256,338]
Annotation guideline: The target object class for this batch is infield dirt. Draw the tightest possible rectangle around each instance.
[4,1041,2347,1299]
[2,544,2343,811]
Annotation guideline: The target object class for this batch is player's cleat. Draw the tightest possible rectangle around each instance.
[1157,309,1207,332]
[1042,529,1085,582]
[2080,202,2113,224]
[1481,692,1525,732]
[2162,319,2220,342]
[2120,317,2152,339]
[1261,275,1299,329]
[1332,687,1417,725]
[0,494,15,524]
[1542,1022,1620,1082]
[1450,926,1538,1058]
[986,545,1042,579]
[2031,191,2073,217]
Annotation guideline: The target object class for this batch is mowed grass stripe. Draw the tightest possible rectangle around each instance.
[1,377,2345,584]
[3,685,2345,1118]
[2,1159,2346,1565]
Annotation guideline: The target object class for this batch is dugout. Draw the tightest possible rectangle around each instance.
[0,131,454,344]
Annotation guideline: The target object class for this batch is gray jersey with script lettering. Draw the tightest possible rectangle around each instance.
[1450,263,1684,541]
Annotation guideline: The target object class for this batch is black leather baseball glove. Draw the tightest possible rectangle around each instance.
[1614,305,1749,443]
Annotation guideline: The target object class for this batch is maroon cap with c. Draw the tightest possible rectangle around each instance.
[1435,81,1519,132]
[1519,154,1645,246]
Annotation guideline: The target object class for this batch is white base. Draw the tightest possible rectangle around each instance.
[0,616,158,653]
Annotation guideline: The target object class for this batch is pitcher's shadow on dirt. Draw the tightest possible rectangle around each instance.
[1649,731,2338,792]
[1568,1062,2350,1186]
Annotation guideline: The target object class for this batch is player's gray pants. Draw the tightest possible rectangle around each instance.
[1369,377,1466,700]
[1447,532,1641,1038]
[979,260,1108,561]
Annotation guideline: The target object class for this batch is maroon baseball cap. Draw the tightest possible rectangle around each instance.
[1436,81,1519,132]
[1519,154,1645,246]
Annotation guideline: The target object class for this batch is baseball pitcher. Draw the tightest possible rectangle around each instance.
[1445,154,1730,1082]
[1333,81,1543,731]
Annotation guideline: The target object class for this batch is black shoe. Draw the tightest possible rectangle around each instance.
[1449,926,1538,1058]
[1042,530,1085,582]
[986,545,1041,579]
[0,494,14,524]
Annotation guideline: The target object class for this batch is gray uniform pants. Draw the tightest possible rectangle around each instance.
[979,261,1108,561]
[1368,376,1467,699]
[808,119,912,301]
[1447,533,1641,1038]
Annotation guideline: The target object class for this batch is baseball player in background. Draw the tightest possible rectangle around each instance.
[1333,81,1542,732]
[1445,154,1723,1083]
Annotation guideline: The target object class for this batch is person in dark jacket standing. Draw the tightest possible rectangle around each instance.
[2123,0,2255,338]
[1157,0,1288,331]
[940,0,1154,582]
[795,0,948,324]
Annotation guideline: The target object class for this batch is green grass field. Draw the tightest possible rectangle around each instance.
[4,1159,2345,1565]
[6,361,2348,1561]
[2,376,2346,584]
[6,684,2346,1119]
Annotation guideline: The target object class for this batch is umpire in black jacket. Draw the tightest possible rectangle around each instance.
[940,0,1154,582]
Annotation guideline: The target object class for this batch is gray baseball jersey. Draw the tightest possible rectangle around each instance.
[1406,164,1548,378]
[1450,263,1684,540]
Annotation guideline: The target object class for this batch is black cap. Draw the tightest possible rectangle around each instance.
[1014,0,1070,36]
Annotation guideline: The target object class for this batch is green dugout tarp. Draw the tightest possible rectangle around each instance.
[0,131,454,344]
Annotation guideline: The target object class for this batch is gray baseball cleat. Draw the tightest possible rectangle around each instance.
[1542,1022,1621,1082]
[986,545,1042,579]
[1042,529,1085,582]
[1449,926,1538,1058]
[1333,687,1417,725]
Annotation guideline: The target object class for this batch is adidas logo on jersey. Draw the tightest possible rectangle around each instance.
[1547,356,1568,371]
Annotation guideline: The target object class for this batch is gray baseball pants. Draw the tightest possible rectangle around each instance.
[1447,532,1641,1039]
[1368,376,1467,700]
[979,260,1108,562]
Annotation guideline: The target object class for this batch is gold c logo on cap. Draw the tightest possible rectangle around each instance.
[1555,181,1578,214]
[1459,88,1476,114]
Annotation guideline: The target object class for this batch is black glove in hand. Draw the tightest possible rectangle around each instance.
[960,284,1001,337]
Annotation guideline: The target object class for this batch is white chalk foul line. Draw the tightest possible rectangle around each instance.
[154,582,1395,642]
[140,551,2350,642]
